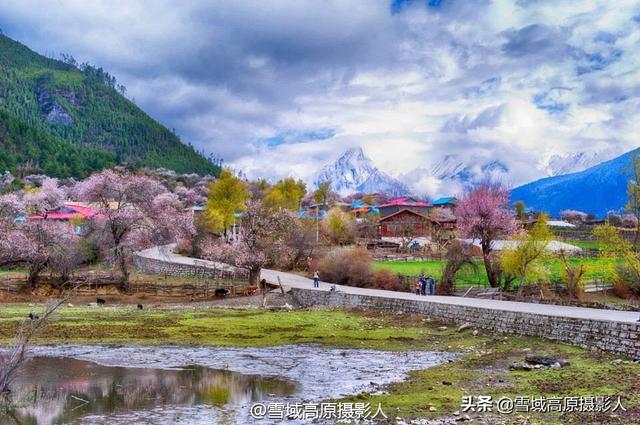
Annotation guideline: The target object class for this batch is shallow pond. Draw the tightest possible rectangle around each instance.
[1,345,456,424]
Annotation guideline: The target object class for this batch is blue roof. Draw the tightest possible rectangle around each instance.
[432,197,456,206]
[298,210,327,219]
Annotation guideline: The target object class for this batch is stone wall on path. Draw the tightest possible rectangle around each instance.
[133,247,250,282]
[289,288,640,359]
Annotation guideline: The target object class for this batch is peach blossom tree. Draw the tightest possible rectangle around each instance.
[75,170,194,287]
[456,182,519,288]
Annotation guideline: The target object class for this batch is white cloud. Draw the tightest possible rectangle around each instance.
[0,0,639,196]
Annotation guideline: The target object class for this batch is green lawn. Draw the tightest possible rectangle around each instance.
[562,240,600,250]
[0,268,25,276]
[373,257,619,287]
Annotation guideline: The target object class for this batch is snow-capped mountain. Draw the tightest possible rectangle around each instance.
[544,150,617,176]
[512,147,640,217]
[400,155,509,197]
[314,147,410,196]
[430,155,474,182]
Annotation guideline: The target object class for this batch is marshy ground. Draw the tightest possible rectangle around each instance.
[0,302,638,424]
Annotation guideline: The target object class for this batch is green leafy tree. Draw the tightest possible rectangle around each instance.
[263,178,306,211]
[204,170,250,237]
[500,214,552,289]
[322,207,357,245]
[440,240,477,295]
[248,179,271,200]
[594,223,631,258]
[313,181,332,206]
[626,153,640,249]
[514,200,526,220]
[558,249,587,301]
[594,223,640,290]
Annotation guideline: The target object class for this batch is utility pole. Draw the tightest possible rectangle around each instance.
[316,204,320,243]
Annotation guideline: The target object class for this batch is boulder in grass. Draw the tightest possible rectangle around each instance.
[525,354,570,368]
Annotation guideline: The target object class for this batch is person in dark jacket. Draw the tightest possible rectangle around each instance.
[419,274,427,296]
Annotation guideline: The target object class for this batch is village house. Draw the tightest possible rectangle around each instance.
[378,208,455,240]
[350,200,379,217]
[431,196,457,211]
[379,209,429,237]
[378,197,431,218]
[28,202,99,235]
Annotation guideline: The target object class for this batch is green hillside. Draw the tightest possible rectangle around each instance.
[0,34,220,177]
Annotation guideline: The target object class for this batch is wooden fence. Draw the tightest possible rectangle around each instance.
[0,272,255,299]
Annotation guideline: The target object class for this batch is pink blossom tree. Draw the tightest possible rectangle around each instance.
[0,188,80,286]
[456,182,519,287]
[0,193,24,221]
[560,209,589,224]
[75,170,194,288]
[23,177,66,216]
[201,200,292,285]
[174,185,205,207]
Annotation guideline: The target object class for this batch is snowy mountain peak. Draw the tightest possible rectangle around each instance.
[314,147,410,196]
[340,146,368,161]
[544,151,612,176]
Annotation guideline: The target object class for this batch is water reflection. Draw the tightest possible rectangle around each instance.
[1,356,296,425]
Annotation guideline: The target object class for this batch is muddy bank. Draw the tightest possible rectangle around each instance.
[12,345,457,424]
[28,344,457,400]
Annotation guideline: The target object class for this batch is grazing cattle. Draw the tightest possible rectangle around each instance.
[137,304,143,310]
[96,298,106,306]
[243,286,258,296]
[28,313,39,320]
[214,288,230,297]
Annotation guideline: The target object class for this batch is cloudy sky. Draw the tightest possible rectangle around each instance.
[1,0,639,195]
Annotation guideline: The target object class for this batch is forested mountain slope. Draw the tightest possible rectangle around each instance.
[0,34,219,177]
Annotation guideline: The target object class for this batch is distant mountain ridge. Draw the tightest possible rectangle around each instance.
[314,147,410,196]
[0,34,219,178]
[511,148,638,217]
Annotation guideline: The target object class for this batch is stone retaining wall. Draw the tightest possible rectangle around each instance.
[290,288,640,358]
[133,252,249,282]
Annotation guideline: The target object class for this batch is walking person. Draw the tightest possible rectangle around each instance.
[419,274,427,296]
[312,271,320,288]
[415,279,421,295]
[428,275,435,295]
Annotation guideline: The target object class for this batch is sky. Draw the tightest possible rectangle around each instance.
[0,0,639,196]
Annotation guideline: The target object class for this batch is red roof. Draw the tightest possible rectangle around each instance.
[29,204,98,221]
[378,197,431,208]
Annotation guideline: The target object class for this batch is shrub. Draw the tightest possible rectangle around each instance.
[612,279,634,299]
[372,269,405,291]
[322,208,357,245]
[613,264,640,298]
[174,238,194,256]
[79,238,99,265]
[317,246,409,292]
[317,246,373,287]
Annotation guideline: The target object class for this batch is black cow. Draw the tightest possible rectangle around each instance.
[96,298,106,306]
[137,304,143,310]
[28,313,39,320]
[214,288,230,297]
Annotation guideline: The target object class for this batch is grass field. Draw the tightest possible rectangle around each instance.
[373,257,619,286]
[563,240,600,250]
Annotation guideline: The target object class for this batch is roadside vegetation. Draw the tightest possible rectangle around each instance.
[373,257,620,287]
